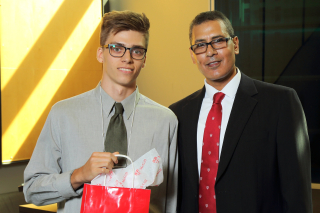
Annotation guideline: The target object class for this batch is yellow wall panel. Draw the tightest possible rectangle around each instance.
[1,0,102,163]
[109,0,210,107]
[1,0,212,163]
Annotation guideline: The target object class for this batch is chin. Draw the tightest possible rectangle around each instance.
[206,73,228,82]
[118,81,136,88]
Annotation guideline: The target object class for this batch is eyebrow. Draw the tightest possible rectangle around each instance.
[194,35,224,44]
[110,42,145,49]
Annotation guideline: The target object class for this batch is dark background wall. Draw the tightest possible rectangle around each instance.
[216,0,320,183]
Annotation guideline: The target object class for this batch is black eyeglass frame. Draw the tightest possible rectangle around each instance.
[190,36,235,54]
[102,44,147,60]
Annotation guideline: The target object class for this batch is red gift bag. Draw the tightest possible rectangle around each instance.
[80,154,151,213]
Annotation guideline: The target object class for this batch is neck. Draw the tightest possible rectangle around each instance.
[100,78,136,103]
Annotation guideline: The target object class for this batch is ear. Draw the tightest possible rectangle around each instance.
[233,36,239,55]
[96,47,104,63]
[189,48,197,64]
[142,55,147,68]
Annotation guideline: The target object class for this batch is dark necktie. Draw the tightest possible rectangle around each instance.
[104,102,127,167]
[199,92,225,213]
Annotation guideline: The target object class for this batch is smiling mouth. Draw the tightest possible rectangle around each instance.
[118,68,133,72]
[206,61,221,67]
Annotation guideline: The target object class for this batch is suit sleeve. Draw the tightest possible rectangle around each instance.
[169,103,183,213]
[276,88,312,213]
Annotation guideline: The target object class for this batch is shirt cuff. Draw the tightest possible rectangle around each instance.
[54,170,81,198]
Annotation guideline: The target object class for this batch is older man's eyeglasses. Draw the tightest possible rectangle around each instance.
[102,44,147,60]
[190,37,234,54]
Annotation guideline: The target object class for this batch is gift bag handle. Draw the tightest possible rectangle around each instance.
[103,154,135,188]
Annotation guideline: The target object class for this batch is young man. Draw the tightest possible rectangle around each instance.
[24,11,178,213]
[169,11,312,213]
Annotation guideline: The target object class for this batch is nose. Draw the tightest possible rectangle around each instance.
[121,48,133,62]
[206,43,218,57]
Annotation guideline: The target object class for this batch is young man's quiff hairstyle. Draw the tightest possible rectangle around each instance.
[189,10,235,45]
[100,10,150,48]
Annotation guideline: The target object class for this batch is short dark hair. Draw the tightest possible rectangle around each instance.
[189,10,234,45]
[100,10,150,48]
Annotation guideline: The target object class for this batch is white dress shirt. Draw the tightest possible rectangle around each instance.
[197,70,241,176]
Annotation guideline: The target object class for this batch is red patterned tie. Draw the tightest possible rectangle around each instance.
[199,92,225,213]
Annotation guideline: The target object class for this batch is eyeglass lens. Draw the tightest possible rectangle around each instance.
[109,45,146,59]
[193,38,229,54]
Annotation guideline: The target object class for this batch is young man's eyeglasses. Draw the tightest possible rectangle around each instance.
[190,37,234,54]
[102,44,147,60]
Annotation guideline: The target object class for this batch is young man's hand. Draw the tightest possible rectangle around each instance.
[71,152,119,190]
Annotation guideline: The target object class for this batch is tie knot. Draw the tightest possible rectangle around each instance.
[213,92,225,104]
[114,102,124,114]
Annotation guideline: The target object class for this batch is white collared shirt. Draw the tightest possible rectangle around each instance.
[197,70,241,176]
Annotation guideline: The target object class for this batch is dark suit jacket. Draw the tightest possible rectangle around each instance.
[169,73,312,213]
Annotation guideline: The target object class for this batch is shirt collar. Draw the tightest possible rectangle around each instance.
[204,68,241,100]
[94,82,140,120]
[121,86,140,120]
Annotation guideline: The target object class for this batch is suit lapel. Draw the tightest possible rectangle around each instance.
[180,87,205,192]
[216,74,258,182]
